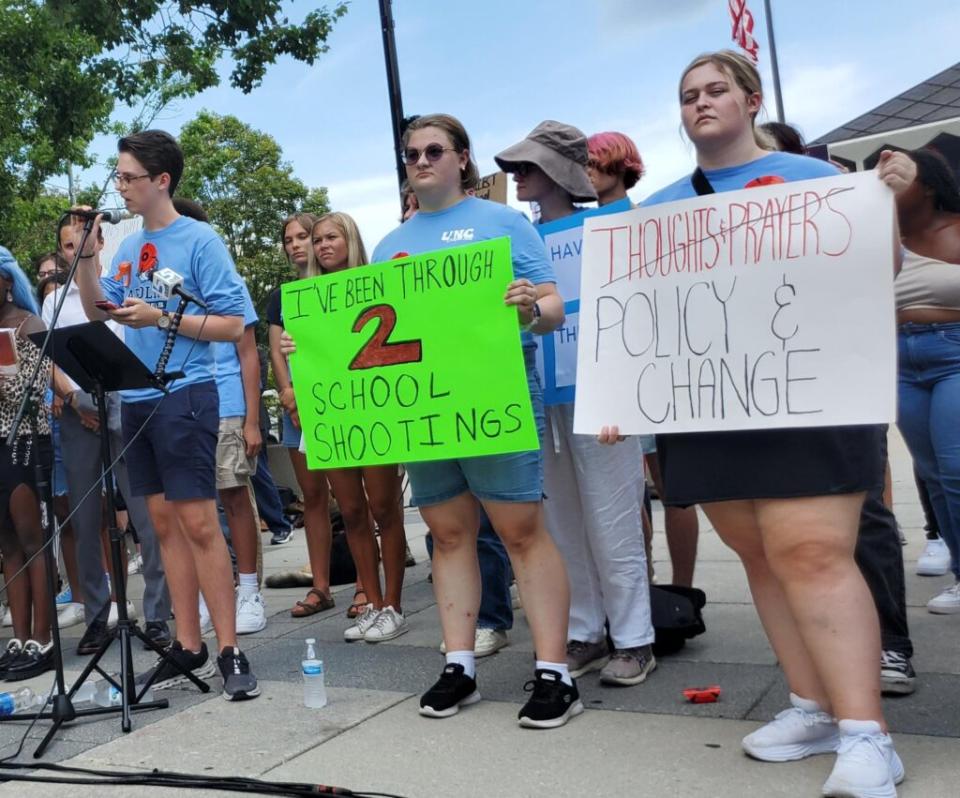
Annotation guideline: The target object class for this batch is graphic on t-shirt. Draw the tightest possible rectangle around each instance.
[139,242,158,274]
[745,175,786,188]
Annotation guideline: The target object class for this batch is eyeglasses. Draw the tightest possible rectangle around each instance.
[113,172,153,188]
[400,145,456,166]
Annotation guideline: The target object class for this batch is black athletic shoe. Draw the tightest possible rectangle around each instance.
[518,669,584,729]
[143,621,172,651]
[0,639,23,678]
[3,640,54,682]
[136,640,216,690]
[419,663,481,718]
[270,528,294,546]
[217,647,260,701]
[77,620,111,656]
[881,650,916,696]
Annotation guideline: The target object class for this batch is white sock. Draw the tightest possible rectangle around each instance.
[537,660,573,686]
[446,650,476,679]
[790,692,826,714]
[237,573,259,598]
[838,719,884,737]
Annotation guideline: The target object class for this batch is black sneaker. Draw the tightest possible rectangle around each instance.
[881,650,916,696]
[419,663,481,718]
[143,621,172,650]
[0,639,23,678]
[518,669,584,729]
[270,528,294,546]
[135,641,216,690]
[77,620,111,656]
[217,647,260,701]
[3,640,54,681]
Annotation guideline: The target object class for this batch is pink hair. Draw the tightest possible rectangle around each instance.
[587,131,644,189]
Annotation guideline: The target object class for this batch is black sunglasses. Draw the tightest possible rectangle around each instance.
[400,144,456,166]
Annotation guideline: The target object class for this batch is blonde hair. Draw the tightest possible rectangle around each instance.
[402,114,480,192]
[280,213,319,277]
[312,212,368,271]
[680,50,769,147]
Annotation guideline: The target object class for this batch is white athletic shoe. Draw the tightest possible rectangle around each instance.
[440,628,509,658]
[926,582,960,614]
[198,594,213,635]
[57,602,85,629]
[916,538,951,576]
[364,606,408,642]
[742,693,840,762]
[107,600,138,627]
[822,720,904,798]
[236,590,267,635]
[344,604,381,641]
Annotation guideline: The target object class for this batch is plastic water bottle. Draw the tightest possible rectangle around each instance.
[302,638,327,708]
[90,675,152,707]
[0,687,41,717]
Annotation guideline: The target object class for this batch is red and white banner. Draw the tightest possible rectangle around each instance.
[729,0,759,63]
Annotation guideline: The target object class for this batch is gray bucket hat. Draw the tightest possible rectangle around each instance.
[495,120,598,203]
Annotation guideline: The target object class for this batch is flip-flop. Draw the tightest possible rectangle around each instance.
[291,589,335,617]
[347,590,368,619]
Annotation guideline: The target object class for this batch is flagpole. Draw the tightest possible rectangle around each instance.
[763,0,785,122]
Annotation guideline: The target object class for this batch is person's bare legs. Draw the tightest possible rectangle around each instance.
[11,484,52,644]
[702,499,831,709]
[326,468,382,608]
[482,499,569,663]
[220,484,258,582]
[420,492,481,652]
[289,450,333,601]
[757,493,884,725]
[364,466,406,610]
[646,455,698,587]
[0,539,32,642]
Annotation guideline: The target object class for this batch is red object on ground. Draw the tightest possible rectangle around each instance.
[683,685,722,704]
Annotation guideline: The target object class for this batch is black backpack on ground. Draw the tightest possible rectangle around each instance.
[651,585,707,656]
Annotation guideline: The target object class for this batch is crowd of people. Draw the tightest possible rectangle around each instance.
[0,47,958,797]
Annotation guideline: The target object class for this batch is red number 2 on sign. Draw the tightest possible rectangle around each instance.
[349,304,423,370]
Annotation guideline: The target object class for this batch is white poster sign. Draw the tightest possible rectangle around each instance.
[573,172,897,434]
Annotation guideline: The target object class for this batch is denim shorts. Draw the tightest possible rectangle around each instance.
[121,380,219,501]
[407,348,546,507]
[281,410,302,449]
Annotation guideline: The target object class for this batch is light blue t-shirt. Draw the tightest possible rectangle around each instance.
[102,216,246,403]
[213,284,258,419]
[643,151,838,206]
[372,196,555,351]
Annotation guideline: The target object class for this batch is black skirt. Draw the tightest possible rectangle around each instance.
[655,424,885,507]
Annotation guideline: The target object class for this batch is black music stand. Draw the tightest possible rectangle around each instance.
[16,321,210,757]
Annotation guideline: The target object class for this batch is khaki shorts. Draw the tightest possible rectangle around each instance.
[216,416,257,491]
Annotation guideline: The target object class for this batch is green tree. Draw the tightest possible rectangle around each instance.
[178,111,329,315]
[0,1,347,246]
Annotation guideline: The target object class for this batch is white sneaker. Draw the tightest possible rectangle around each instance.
[57,602,85,629]
[107,600,138,626]
[822,720,904,798]
[364,606,408,642]
[198,594,213,635]
[742,693,841,762]
[510,582,521,609]
[475,628,508,657]
[916,538,951,576]
[344,604,381,641]
[127,553,143,576]
[236,590,267,635]
[926,582,960,614]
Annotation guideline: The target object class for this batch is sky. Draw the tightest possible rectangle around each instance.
[81,0,960,250]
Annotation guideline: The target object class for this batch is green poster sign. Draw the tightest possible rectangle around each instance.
[282,236,539,469]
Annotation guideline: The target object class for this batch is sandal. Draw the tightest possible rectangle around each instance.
[347,590,368,619]
[291,588,335,618]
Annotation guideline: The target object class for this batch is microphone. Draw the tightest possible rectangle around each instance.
[149,267,208,310]
[69,208,129,225]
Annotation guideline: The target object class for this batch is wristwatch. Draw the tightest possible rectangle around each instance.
[156,309,172,330]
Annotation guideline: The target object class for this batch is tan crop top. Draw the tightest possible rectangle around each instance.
[895,248,960,312]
